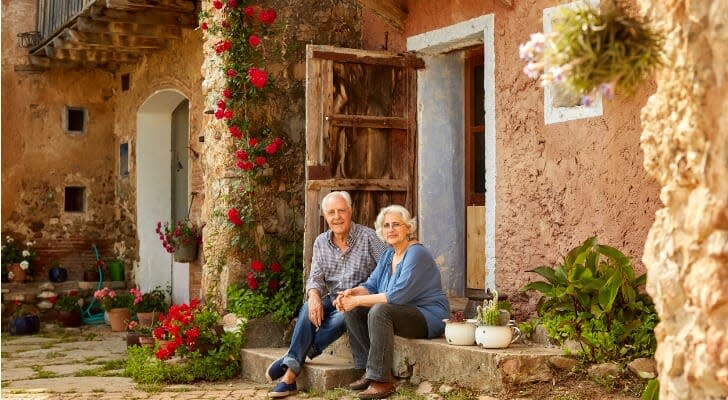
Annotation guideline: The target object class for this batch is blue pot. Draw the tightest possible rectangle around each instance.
[48,266,68,283]
[8,315,41,335]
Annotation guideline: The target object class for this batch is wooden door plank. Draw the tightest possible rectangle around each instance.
[326,115,407,130]
[306,179,408,191]
[309,45,424,69]
[466,206,486,290]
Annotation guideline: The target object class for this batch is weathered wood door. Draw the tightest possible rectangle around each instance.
[303,45,422,274]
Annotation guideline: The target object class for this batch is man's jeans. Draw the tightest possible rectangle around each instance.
[282,295,346,375]
[344,303,428,382]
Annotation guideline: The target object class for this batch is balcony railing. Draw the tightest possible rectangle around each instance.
[35,0,95,42]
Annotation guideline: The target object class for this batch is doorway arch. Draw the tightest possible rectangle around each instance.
[136,89,190,304]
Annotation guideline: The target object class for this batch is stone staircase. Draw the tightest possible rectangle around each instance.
[242,334,564,394]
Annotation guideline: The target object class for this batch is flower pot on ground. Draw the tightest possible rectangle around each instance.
[443,311,476,346]
[126,331,142,347]
[130,286,168,326]
[108,307,131,332]
[54,292,83,327]
[7,305,40,335]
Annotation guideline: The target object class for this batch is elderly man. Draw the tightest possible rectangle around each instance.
[267,191,386,398]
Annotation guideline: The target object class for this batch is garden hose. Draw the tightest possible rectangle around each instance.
[81,244,106,325]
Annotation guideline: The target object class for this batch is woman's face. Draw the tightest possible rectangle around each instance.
[382,213,410,247]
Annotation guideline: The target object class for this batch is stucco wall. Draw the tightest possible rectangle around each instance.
[370,0,662,317]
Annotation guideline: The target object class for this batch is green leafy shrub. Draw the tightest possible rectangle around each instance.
[522,236,658,363]
[227,242,303,323]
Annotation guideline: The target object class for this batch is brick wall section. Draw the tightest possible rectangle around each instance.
[32,239,115,282]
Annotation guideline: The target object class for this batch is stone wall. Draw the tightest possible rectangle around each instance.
[198,0,363,305]
[639,0,728,398]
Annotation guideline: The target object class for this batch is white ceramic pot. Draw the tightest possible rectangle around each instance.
[475,325,520,349]
[444,320,476,346]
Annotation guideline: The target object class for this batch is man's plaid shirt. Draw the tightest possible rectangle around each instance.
[306,223,386,298]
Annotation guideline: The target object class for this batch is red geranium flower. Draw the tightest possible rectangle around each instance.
[228,208,242,226]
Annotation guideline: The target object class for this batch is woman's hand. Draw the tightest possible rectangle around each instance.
[337,294,360,312]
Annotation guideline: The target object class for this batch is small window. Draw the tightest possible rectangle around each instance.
[64,186,86,212]
[119,142,129,177]
[64,106,87,134]
[121,73,130,91]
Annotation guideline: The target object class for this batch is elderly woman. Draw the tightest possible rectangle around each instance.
[334,205,449,400]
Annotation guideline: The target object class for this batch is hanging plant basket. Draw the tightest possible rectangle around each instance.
[173,242,198,263]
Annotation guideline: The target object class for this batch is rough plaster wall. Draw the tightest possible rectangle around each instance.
[399,0,661,318]
[199,0,363,305]
[113,29,205,298]
[639,0,728,398]
[2,0,118,279]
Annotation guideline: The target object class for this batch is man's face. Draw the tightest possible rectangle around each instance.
[323,196,352,237]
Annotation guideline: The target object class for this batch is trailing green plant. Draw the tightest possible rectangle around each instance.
[522,236,658,363]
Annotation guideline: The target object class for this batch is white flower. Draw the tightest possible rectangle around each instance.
[20,261,29,270]
[6,236,13,242]
[8,271,14,279]
[22,250,30,258]
[27,241,34,247]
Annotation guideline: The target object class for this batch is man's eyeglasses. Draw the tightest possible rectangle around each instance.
[382,222,403,230]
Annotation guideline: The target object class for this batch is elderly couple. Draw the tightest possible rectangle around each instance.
[266,191,449,399]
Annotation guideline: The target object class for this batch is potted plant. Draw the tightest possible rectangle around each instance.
[94,287,134,331]
[474,290,520,348]
[54,291,83,327]
[130,286,168,326]
[443,310,477,346]
[48,260,68,283]
[1,236,36,283]
[106,258,125,281]
[153,301,224,360]
[155,219,204,262]
[7,302,41,335]
[126,320,154,348]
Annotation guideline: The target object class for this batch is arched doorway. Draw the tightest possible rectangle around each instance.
[136,90,190,304]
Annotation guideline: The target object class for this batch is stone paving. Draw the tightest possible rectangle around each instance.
[0,324,326,400]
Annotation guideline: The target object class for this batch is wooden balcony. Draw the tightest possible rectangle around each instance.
[29,0,198,69]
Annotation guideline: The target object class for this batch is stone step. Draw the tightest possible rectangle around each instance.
[244,335,564,394]
[241,347,360,391]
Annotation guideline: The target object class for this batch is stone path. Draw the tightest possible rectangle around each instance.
[0,324,326,400]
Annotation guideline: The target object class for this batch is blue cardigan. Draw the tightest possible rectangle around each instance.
[361,243,449,338]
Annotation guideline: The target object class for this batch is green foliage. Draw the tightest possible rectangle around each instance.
[131,286,169,313]
[518,318,540,340]
[54,294,82,312]
[227,241,304,323]
[522,236,658,363]
[641,379,659,400]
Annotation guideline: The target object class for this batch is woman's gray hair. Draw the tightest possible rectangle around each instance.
[321,191,352,213]
[374,205,417,241]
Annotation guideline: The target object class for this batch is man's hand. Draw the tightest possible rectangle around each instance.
[307,290,323,328]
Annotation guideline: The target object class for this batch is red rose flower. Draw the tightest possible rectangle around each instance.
[223,109,233,119]
[259,9,277,25]
[229,125,243,138]
[270,262,281,273]
[251,259,264,272]
[248,34,261,47]
[222,88,233,98]
[212,0,223,9]
[217,99,226,109]
[227,0,237,8]
[246,67,268,89]
[243,5,255,16]
[214,108,224,119]
[227,68,237,78]
[247,137,258,147]
[255,156,266,166]
[241,161,254,170]
[265,143,277,154]
[214,40,231,54]
[246,272,258,290]
[200,21,208,30]
[235,149,248,160]
[273,137,284,146]
[227,208,242,226]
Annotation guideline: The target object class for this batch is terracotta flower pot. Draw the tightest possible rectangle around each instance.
[126,331,141,347]
[8,263,26,283]
[57,310,82,327]
[107,308,131,332]
[136,311,160,327]
[138,336,155,348]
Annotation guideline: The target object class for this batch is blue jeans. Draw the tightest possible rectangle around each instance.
[281,295,346,375]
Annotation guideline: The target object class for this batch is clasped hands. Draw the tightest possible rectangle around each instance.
[307,289,361,330]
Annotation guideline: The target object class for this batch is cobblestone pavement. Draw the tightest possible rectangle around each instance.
[0,324,350,400]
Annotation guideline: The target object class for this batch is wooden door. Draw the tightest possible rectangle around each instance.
[303,45,422,275]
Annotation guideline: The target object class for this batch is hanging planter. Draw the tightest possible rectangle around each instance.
[173,241,198,263]
[520,1,663,106]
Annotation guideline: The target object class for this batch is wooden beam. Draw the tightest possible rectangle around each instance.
[49,47,141,63]
[105,0,195,13]
[90,5,197,27]
[312,48,423,69]
[306,179,408,191]
[356,0,406,32]
[64,28,166,50]
[77,17,183,38]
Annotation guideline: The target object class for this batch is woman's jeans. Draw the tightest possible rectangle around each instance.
[344,303,428,382]
[282,295,346,375]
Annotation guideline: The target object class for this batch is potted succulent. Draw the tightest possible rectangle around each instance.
[7,303,41,335]
[443,310,477,346]
[155,219,204,262]
[54,292,83,327]
[474,290,520,348]
[130,286,168,326]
